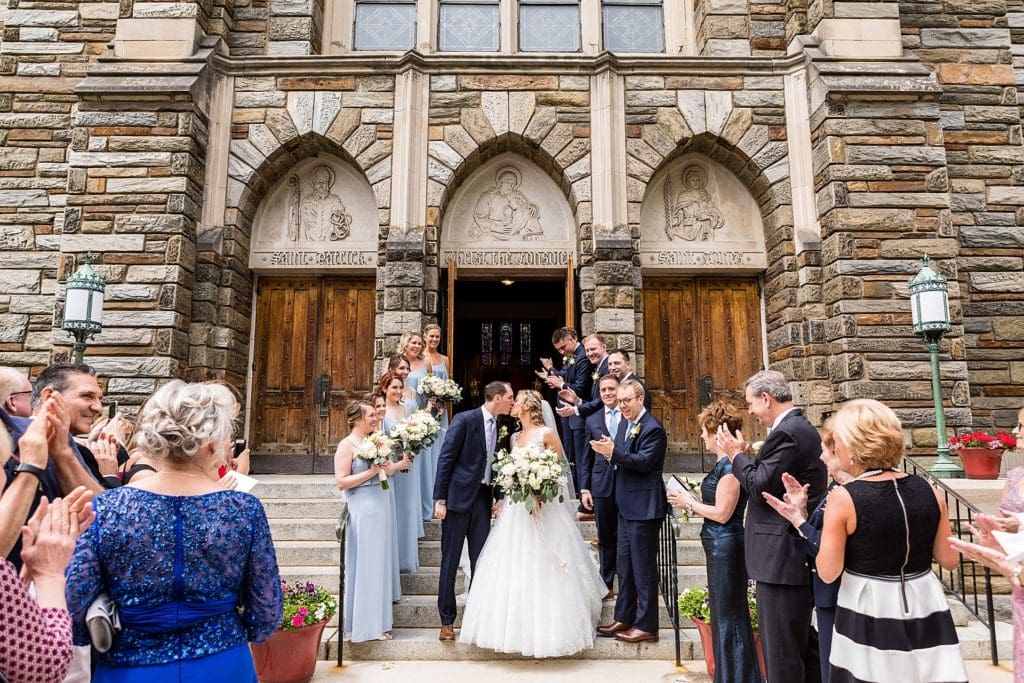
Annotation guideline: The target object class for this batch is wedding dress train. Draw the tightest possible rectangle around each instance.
[458,427,605,658]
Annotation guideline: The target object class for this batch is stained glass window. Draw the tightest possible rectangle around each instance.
[354,0,416,51]
[481,322,494,366]
[520,322,532,366]
[519,0,580,52]
[602,0,663,53]
[439,0,500,52]
[499,322,513,366]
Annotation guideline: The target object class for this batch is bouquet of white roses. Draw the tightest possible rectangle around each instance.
[417,375,463,404]
[389,409,440,460]
[491,442,567,514]
[354,431,394,490]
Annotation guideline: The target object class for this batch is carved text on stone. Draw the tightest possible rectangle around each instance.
[263,250,376,267]
[447,250,572,267]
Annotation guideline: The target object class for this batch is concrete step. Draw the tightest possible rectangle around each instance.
[326,627,691,661]
[253,475,340,499]
[275,541,340,566]
[407,539,704,569]
[262,498,344,519]
[389,594,672,629]
[270,519,339,542]
[281,566,467,595]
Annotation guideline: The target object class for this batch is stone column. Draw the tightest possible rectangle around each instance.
[589,235,638,364]
[694,0,750,56]
[267,0,325,55]
[380,235,426,360]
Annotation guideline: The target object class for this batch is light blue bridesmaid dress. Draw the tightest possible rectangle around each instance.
[342,456,397,642]
[384,409,423,573]
[404,362,436,522]
[425,361,450,521]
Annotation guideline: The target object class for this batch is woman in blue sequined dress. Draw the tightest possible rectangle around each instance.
[667,400,763,683]
[380,372,423,573]
[66,380,283,683]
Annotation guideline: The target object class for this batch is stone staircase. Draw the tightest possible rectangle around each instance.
[255,475,1012,663]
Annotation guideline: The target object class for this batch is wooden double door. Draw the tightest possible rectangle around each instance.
[250,277,375,473]
[643,278,766,453]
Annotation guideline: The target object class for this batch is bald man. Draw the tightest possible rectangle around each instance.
[0,367,32,418]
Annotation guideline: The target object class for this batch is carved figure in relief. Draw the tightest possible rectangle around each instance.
[470,167,544,241]
[663,164,724,242]
[287,165,352,242]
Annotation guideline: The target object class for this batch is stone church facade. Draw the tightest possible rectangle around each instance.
[1,0,1022,461]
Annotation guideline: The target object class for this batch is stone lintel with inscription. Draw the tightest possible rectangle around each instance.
[441,249,573,269]
[639,246,766,271]
[253,249,377,269]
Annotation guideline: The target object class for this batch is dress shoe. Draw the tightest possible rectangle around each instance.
[589,538,599,547]
[576,512,595,521]
[614,627,659,644]
[439,625,455,641]
[596,621,631,637]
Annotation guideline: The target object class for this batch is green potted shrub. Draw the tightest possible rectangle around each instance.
[251,580,338,683]
[678,581,765,678]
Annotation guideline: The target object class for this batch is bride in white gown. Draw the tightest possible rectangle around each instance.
[459,389,606,658]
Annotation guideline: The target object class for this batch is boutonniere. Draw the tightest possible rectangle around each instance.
[498,426,509,441]
[748,441,764,458]
[564,355,575,366]
[591,370,600,382]
[628,423,641,440]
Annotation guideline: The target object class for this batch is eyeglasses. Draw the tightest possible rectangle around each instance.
[9,391,31,397]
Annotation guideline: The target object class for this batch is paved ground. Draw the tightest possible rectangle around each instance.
[312,660,1014,682]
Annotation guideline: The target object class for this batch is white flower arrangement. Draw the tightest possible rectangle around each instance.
[417,375,463,404]
[354,431,394,490]
[498,425,509,442]
[749,441,765,457]
[490,442,567,515]
[389,409,441,458]
[591,369,600,381]
[563,354,575,366]
[628,423,641,440]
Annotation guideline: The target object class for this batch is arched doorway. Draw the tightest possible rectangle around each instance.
[439,152,578,405]
[639,153,769,458]
[247,156,379,473]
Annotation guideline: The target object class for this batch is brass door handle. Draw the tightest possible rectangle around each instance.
[316,373,331,419]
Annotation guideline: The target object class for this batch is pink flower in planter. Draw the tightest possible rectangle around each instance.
[291,614,305,628]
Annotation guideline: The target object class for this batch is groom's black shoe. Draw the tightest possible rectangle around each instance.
[439,625,455,641]
[614,627,659,644]
[596,621,631,637]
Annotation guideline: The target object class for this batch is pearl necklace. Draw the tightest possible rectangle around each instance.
[847,468,894,483]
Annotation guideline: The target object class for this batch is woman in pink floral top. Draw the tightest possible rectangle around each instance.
[1,398,96,683]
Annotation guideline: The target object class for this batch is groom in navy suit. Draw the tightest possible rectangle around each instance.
[433,381,513,641]
[592,379,667,643]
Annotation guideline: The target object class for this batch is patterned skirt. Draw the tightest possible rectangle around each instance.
[829,569,967,683]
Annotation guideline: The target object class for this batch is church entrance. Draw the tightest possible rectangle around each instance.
[249,276,376,474]
[444,276,568,410]
[642,277,767,459]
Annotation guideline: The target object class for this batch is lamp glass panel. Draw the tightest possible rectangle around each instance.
[65,288,90,322]
[911,293,920,326]
[919,289,949,325]
[89,290,104,325]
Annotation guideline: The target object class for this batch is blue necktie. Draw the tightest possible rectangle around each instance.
[606,408,620,437]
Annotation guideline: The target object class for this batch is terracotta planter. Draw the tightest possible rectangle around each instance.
[690,617,766,679]
[251,620,327,683]
[959,447,1003,480]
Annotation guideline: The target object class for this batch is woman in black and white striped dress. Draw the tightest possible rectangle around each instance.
[816,399,967,683]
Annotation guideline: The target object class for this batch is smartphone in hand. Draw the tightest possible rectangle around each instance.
[233,439,247,458]
[107,401,118,419]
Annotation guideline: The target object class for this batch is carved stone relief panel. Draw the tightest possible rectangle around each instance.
[639,154,767,272]
[441,152,576,270]
[250,157,379,270]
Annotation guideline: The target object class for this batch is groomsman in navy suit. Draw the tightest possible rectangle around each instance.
[540,327,592,495]
[579,373,621,595]
[556,333,609,422]
[607,349,651,411]
[592,379,667,643]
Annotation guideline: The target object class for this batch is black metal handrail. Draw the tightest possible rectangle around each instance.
[903,457,998,665]
[657,510,682,667]
[334,506,349,667]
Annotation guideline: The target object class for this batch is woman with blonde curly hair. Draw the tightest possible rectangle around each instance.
[65,380,283,683]
[397,331,437,522]
[667,399,762,683]
[817,399,966,683]
[458,389,606,657]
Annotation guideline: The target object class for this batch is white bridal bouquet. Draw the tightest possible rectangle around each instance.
[492,442,568,514]
[389,409,441,460]
[354,431,395,490]
[417,375,463,405]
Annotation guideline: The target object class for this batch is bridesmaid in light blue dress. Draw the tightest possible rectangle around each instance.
[382,372,423,573]
[399,330,436,523]
[335,399,410,642]
[372,391,402,603]
[423,323,452,520]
